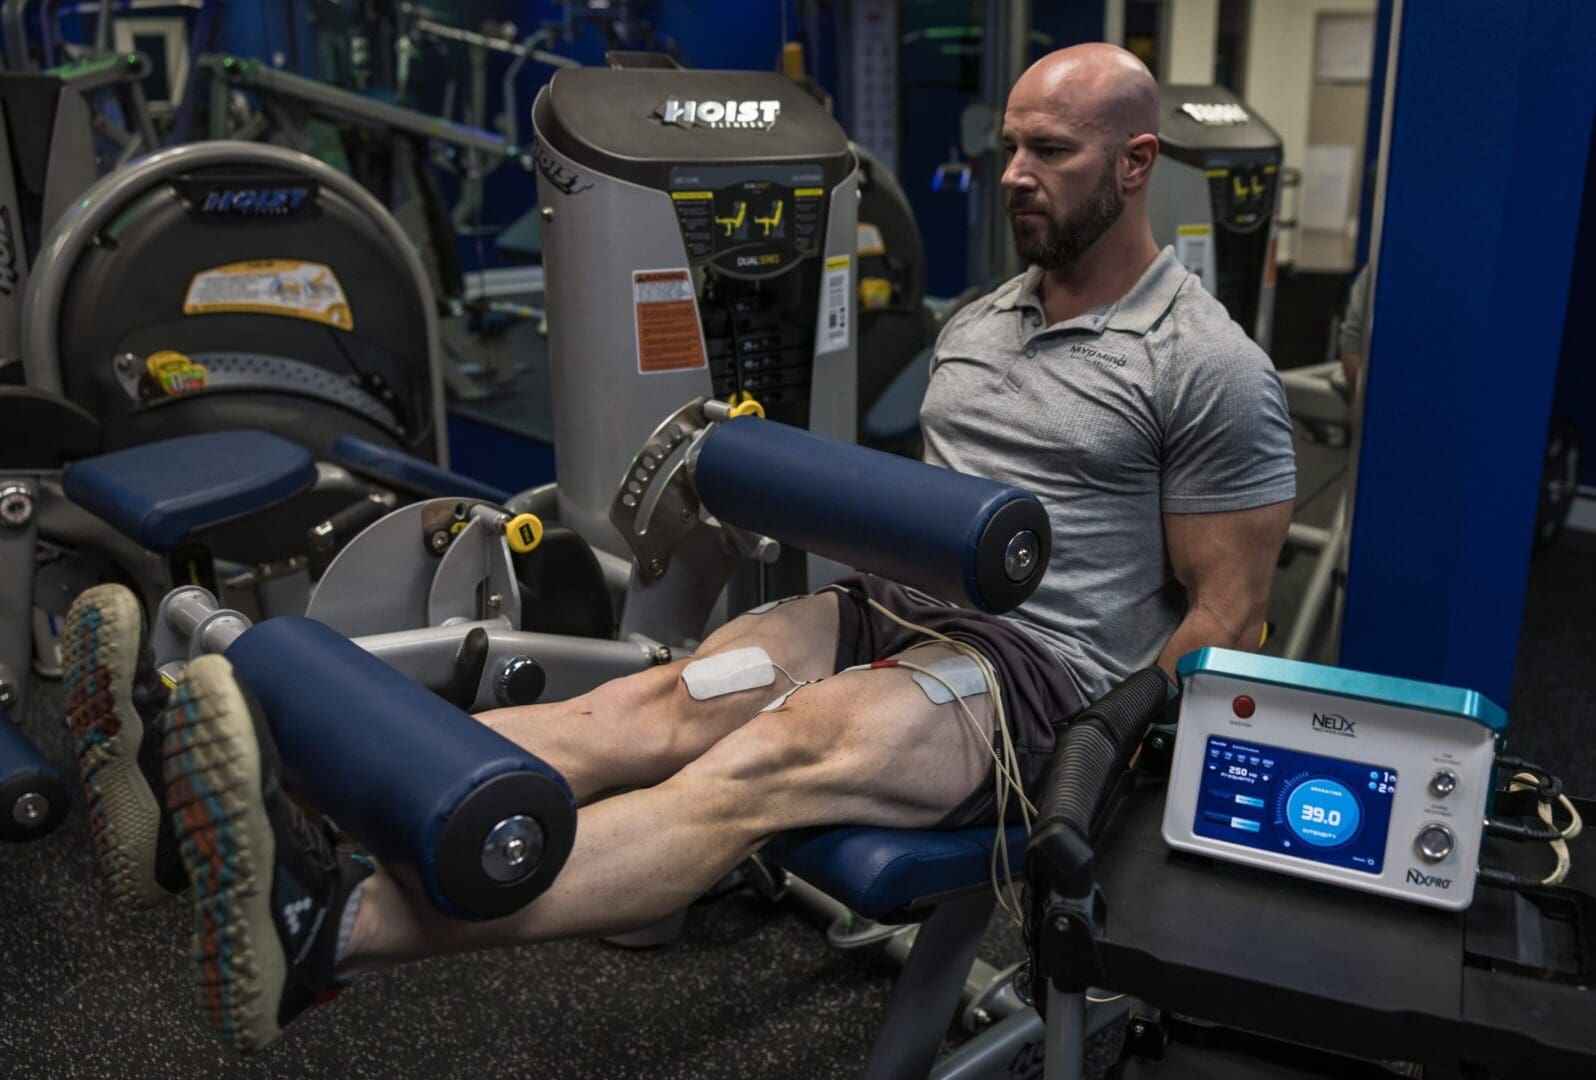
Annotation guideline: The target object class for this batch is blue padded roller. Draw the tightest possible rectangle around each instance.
[0,713,70,842]
[226,618,575,920]
[63,430,316,552]
[694,418,1051,612]
[331,435,512,505]
[764,824,1030,922]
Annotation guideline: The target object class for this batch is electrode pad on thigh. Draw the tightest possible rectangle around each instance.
[682,646,777,700]
[911,656,991,705]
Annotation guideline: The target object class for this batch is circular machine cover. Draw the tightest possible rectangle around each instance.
[53,161,438,460]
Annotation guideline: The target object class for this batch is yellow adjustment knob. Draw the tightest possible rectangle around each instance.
[505,513,544,553]
[729,398,765,419]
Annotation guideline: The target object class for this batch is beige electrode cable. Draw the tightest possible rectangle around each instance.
[859,597,1036,925]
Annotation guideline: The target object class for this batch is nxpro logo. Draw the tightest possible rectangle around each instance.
[199,187,311,216]
[0,207,17,296]
[658,99,781,131]
[1407,868,1453,890]
[1311,712,1356,737]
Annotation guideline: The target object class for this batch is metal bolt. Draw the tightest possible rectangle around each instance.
[680,507,694,523]
[971,1008,991,1028]
[0,680,15,709]
[1053,916,1070,933]
[13,792,48,826]
[0,484,34,528]
[648,557,664,574]
[651,646,672,665]
[1151,736,1167,751]
[428,529,451,553]
[1131,1021,1148,1039]
[481,815,542,884]
[1004,531,1040,582]
[540,206,554,223]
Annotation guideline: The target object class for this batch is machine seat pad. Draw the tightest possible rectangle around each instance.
[62,430,316,553]
[764,823,1031,922]
[331,435,511,506]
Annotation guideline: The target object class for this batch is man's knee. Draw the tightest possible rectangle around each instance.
[695,591,840,685]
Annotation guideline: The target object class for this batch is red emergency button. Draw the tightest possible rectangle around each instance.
[1232,695,1256,719]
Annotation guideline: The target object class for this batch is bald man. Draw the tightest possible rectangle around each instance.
[65,45,1293,1052]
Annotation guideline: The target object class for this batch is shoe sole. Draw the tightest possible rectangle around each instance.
[163,655,287,1053]
[63,584,165,906]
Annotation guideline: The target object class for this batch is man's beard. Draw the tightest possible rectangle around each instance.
[1009,162,1124,271]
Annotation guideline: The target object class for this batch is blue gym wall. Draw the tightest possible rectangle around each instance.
[1339,0,1596,705]
[1554,125,1596,489]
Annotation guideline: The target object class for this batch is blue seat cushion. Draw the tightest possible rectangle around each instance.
[331,435,511,506]
[764,824,1031,922]
[62,430,316,553]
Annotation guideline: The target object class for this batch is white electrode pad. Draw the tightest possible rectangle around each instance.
[682,646,776,700]
[911,656,991,705]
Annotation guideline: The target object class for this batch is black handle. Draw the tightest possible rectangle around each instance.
[306,493,391,576]
[446,627,491,710]
[1027,668,1172,898]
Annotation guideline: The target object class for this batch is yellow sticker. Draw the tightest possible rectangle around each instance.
[159,672,176,690]
[144,350,208,395]
[859,276,893,310]
[183,259,353,330]
[825,255,851,271]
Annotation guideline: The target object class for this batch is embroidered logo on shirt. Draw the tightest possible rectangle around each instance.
[1068,343,1127,368]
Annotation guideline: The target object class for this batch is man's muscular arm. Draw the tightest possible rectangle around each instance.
[1156,501,1294,680]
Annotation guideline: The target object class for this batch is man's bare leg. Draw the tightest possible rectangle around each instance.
[339,644,996,975]
[471,593,841,801]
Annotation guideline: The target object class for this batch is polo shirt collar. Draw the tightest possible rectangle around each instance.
[994,247,1189,335]
[992,266,1044,312]
[1102,246,1187,334]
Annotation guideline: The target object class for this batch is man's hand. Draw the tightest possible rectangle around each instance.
[1156,501,1294,680]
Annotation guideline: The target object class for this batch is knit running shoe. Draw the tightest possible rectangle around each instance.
[162,655,372,1052]
[63,583,187,905]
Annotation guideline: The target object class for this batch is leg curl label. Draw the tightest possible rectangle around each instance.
[183,260,354,330]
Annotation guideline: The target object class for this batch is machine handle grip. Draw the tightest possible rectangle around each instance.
[693,418,1050,613]
[1027,668,1172,897]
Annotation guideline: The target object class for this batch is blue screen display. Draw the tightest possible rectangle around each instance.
[1192,736,1397,874]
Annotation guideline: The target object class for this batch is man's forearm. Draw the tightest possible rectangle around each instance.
[1155,602,1264,681]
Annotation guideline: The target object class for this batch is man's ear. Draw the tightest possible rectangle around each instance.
[1121,133,1160,194]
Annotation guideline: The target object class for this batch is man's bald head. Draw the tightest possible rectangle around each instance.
[999,44,1162,273]
[1008,44,1161,142]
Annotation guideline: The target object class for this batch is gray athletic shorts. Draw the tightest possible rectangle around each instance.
[820,573,1085,828]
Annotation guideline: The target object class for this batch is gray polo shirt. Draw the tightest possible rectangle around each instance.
[921,247,1296,701]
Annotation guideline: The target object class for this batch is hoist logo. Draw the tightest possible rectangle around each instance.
[199,187,311,216]
[658,99,781,131]
[1181,102,1249,126]
[1407,868,1453,890]
[1311,712,1356,737]
[0,207,17,296]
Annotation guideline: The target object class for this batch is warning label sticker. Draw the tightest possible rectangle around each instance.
[820,254,851,353]
[184,260,353,330]
[633,269,707,374]
[1174,225,1217,297]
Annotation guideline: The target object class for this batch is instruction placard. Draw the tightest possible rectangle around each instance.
[820,254,851,353]
[1175,225,1218,297]
[633,269,707,374]
[183,259,352,330]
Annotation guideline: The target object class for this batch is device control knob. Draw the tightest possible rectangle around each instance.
[1429,769,1458,797]
[1416,823,1455,862]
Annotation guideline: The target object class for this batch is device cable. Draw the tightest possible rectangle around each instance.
[857,597,1035,926]
[1477,762,1581,890]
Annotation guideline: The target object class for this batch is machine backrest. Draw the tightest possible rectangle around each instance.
[23,142,448,464]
